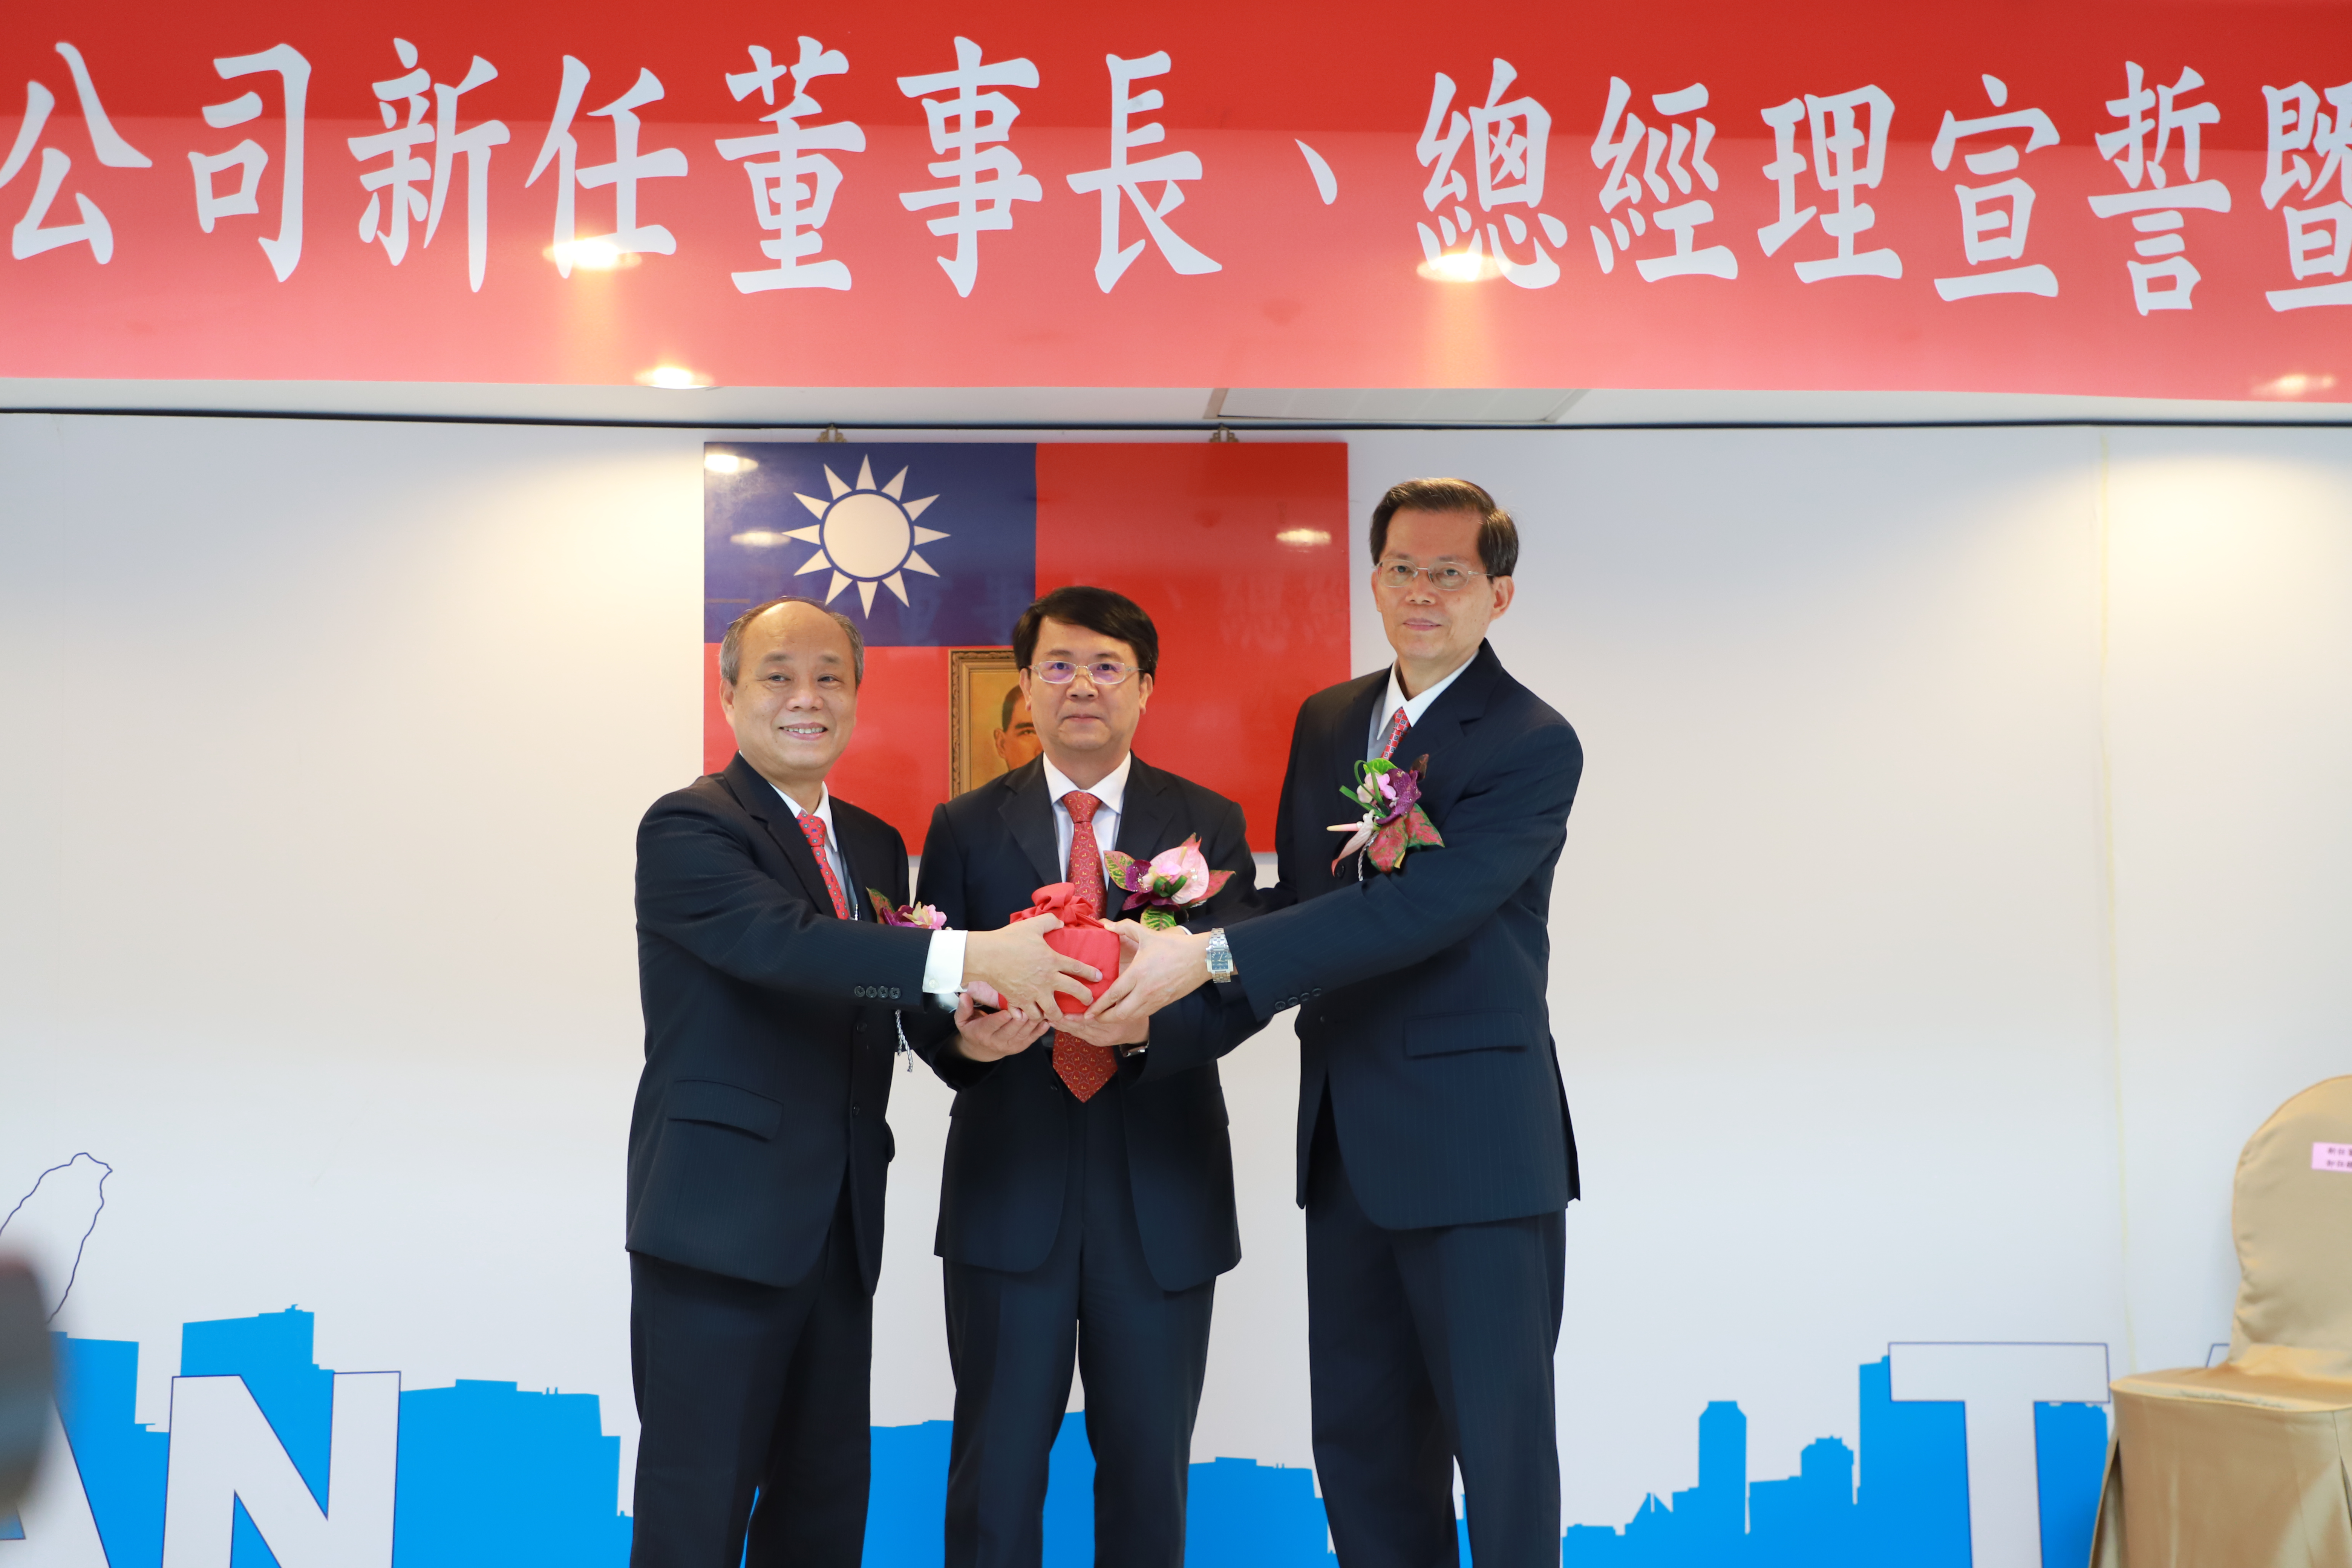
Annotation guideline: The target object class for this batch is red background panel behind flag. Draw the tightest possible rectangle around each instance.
[1034,443,1351,851]
[705,442,1351,851]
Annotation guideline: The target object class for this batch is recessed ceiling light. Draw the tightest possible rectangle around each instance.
[639,366,713,390]
[2254,371,2338,398]
[547,239,638,270]
[1416,250,1500,283]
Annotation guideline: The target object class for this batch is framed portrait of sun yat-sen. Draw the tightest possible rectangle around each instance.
[950,649,1035,796]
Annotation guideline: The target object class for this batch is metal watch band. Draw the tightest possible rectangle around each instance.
[1206,927,1236,983]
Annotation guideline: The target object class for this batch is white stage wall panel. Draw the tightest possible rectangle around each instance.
[2,413,2346,1567]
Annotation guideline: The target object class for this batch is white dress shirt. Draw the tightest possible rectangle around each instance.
[1369,656,1474,758]
[1040,750,1133,890]
[771,781,965,993]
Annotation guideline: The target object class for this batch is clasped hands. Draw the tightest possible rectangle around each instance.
[952,919,1214,1061]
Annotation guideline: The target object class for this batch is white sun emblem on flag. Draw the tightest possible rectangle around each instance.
[785,457,950,616]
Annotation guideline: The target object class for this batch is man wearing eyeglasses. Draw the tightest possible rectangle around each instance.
[906,585,1260,1568]
[1089,480,1584,1568]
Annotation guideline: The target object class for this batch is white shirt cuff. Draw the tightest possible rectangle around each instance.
[923,928,969,997]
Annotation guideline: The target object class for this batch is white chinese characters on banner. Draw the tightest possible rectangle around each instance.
[528,56,688,279]
[424,56,508,293]
[348,41,433,266]
[1588,77,1732,281]
[1929,74,2060,300]
[1066,52,1220,293]
[2258,79,2352,312]
[191,45,308,282]
[0,43,149,264]
[2087,62,2231,314]
[714,39,864,293]
[1759,85,1902,280]
[1417,60,1566,287]
[897,38,1041,298]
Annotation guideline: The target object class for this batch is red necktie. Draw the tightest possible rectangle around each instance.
[798,813,851,920]
[1052,792,1116,1102]
[1376,706,1409,760]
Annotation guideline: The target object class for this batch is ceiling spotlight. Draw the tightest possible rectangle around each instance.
[705,452,758,475]
[1417,249,1500,283]
[2254,371,2339,398]
[545,239,639,271]
[639,365,713,390]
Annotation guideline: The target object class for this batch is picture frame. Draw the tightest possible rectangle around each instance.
[949,648,1035,796]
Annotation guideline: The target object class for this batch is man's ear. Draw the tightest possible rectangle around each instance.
[1489,575,1515,619]
[718,680,739,720]
[1135,672,1154,710]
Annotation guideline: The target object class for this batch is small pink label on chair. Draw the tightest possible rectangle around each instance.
[2315,1142,2352,1172]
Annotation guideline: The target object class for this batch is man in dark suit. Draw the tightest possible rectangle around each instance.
[908,585,1259,1568]
[628,595,1099,1568]
[1090,482,1583,1568]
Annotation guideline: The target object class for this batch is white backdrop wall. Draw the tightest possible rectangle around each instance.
[2,413,2347,1561]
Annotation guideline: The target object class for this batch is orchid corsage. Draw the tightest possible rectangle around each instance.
[1100,835,1236,930]
[866,890,947,929]
[1328,754,1444,874]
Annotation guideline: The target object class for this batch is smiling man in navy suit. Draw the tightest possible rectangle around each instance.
[627,595,1099,1568]
[1092,482,1584,1568]
[909,585,1259,1568]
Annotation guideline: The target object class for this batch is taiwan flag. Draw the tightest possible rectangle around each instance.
[704,441,1351,849]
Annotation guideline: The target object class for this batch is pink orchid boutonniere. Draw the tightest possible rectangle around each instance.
[1328,754,1445,874]
[867,889,948,929]
[1099,835,1237,930]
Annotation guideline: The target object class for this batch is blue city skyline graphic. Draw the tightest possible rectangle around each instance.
[3,1158,2110,1565]
[11,1312,2108,1567]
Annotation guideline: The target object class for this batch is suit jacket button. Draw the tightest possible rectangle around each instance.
[854,985,867,998]
[850,1103,861,1116]
[890,987,901,1000]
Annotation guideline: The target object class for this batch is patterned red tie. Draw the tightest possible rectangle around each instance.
[798,813,851,920]
[1052,792,1117,1102]
[1376,706,1409,760]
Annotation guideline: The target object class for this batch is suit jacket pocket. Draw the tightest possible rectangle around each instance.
[666,1079,784,1140]
[1401,1011,1532,1059]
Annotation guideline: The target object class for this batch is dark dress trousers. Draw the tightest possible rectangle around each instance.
[909,755,1259,1568]
[629,753,959,1568]
[1210,641,1584,1568]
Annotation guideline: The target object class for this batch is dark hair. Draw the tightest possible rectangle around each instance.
[1367,478,1519,577]
[999,683,1028,729]
[1012,585,1159,677]
[718,596,865,686]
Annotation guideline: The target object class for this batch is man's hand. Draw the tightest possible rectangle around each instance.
[951,986,1048,1062]
[1056,1005,1148,1051]
[963,917,1098,1018]
[1085,925,1211,1032]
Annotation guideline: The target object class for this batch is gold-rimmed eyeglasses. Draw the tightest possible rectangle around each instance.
[1376,560,1492,593]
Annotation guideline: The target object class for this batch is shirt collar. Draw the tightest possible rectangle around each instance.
[1040,750,1133,815]
[1380,655,1473,731]
[768,780,833,831]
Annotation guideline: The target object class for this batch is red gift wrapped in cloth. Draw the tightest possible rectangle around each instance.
[1009,883,1121,1015]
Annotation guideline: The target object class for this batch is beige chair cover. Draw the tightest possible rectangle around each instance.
[2093,1076,2352,1568]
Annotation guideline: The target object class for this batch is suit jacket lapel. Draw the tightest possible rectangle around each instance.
[1330,672,1388,800]
[1115,757,1178,864]
[1392,642,1504,808]
[724,755,838,915]
[998,760,1063,891]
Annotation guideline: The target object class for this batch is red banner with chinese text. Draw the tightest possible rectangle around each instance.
[1,0,2345,402]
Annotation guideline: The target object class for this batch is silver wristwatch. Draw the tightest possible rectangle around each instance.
[1205,928,1237,984]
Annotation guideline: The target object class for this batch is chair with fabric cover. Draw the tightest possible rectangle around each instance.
[2092,1075,2352,1568]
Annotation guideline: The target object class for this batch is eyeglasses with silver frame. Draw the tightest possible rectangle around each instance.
[1029,660,1142,686]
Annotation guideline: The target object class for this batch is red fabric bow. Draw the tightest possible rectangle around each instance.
[1009,882,1121,1015]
